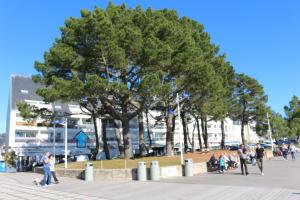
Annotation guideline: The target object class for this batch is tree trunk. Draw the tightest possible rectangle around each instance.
[204,120,208,148]
[101,119,110,159]
[122,118,133,159]
[187,124,193,147]
[241,120,246,145]
[91,115,100,160]
[113,120,124,157]
[220,120,225,150]
[145,109,152,149]
[201,116,208,149]
[166,111,175,156]
[195,117,203,151]
[138,113,146,156]
[191,123,195,153]
[241,107,246,145]
[181,111,188,153]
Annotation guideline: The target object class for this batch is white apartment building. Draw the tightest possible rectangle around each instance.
[6,75,100,160]
[148,110,259,150]
[6,75,260,163]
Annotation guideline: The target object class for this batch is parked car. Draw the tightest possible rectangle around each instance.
[260,143,272,149]
[229,145,239,151]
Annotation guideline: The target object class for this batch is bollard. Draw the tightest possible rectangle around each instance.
[85,162,94,182]
[150,161,160,181]
[137,161,147,181]
[184,159,193,177]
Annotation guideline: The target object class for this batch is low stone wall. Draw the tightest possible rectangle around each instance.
[193,162,208,174]
[34,167,84,179]
[265,150,274,160]
[34,161,208,181]
[94,169,135,181]
[161,165,183,178]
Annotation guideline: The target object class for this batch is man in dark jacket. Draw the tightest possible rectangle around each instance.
[238,144,248,175]
[256,143,265,175]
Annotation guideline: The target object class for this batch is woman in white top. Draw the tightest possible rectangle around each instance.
[290,143,296,160]
[49,154,59,184]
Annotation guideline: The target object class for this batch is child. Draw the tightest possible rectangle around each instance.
[219,155,225,174]
[49,154,59,184]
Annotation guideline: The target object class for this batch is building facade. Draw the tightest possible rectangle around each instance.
[6,75,260,162]
[6,75,99,160]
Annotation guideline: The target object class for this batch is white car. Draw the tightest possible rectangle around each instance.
[76,155,89,162]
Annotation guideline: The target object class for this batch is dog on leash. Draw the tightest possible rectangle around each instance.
[33,177,42,186]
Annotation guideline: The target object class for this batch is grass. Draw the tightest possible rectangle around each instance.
[56,150,233,169]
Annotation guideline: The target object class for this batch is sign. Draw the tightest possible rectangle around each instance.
[0,161,5,172]
[74,130,89,148]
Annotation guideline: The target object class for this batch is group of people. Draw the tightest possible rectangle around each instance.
[40,152,59,186]
[208,153,238,174]
[238,143,265,176]
[278,143,297,161]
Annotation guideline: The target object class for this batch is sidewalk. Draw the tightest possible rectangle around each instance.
[1,156,300,200]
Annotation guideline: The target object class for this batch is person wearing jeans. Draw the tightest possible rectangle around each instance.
[256,143,265,175]
[238,144,248,175]
[41,152,51,185]
[49,154,59,184]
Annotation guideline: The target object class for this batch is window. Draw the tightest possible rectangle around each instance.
[16,131,25,138]
[50,132,62,142]
[20,90,28,94]
[82,118,92,125]
[68,118,78,129]
[233,121,241,125]
[15,131,36,138]
[54,105,62,109]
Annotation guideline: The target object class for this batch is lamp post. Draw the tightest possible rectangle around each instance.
[52,119,56,156]
[267,112,274,152]
[64,117,68,168]
[176,93,184,165]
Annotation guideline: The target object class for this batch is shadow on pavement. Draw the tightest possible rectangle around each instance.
[208,171,263,176]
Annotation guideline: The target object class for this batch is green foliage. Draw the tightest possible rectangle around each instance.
[17,102,38,124]
[284,95,300,137]
[28,3,272,155]
[4,150,17,167]
[270,112,289,139]
[32,3,227,157]
[232,73,268,143]
[17,102,53,125]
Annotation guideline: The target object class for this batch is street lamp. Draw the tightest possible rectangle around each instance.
[51,113,68,169]
[176,93,184,165]
[267,112,274,152]
[53,121,56,156]
[64,117,68,168]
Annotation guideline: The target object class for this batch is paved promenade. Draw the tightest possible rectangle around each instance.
[1,156,300,200]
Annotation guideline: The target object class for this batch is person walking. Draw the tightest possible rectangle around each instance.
[49,154,59,184]
[290,143,296,160]
[282,144,288,160]
[238,144,249,176]
[255,143,265,175]
[41,152,51,186]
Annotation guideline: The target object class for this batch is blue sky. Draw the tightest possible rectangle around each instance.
[1,0,300,133]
